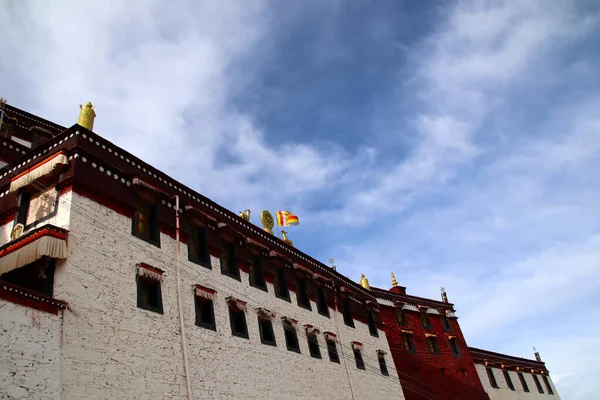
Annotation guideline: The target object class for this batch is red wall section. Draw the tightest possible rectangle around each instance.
[380,305,490,400]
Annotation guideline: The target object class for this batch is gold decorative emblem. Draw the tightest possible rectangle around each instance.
[77,101,96,131]
[11,223,24,240]
[281,230,293,246]
[260,210,274,234]
[238,209,251,221]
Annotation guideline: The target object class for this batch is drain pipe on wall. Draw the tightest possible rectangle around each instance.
[174,195,193,399]
[332,284,358,400]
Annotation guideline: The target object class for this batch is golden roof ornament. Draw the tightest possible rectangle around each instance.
[391,272,398,287]
[360,273,370,290]
[281,230,293,246]
[77,101,96,131]
[260,210,274,234]
[239,209,251,221]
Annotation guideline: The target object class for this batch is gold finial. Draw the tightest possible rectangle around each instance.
[77,101,96,131]
[0,98,7,108]
[391,272,398,287]
[260,210,274,234]
[360,273,370,290]
[281,230,293,246]
[239,209,251,221]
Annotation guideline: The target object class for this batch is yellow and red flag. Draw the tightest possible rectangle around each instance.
[276,211,299,226]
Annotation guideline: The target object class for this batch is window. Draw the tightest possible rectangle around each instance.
[132,197,160,246]
[426,337,440,355]
[18,188,58,228]
[442,316,452,332]
[518,372,530,392]
[343,298,354,328]
[220,242,240,280]
[353,349,365,370]
[296,276,311,310]
[316,286,329,317]
[283,321,301,353]
[420,311,431,329]
[486,368,499,389]
[396,307,407,325]
[326,338,340,363]
[249,255,267,291]
[533,374,544,394]
[194,296,215,330]
[503,370,515,391]
[228,304,248,339]
[448,338,461,357]
[0,257,55,297]
[307,333,321,359]
[274,266,290,301]
[542,375,554,395]
[258,317,276,346]
[137,276,163,314]
[378,354,389,376]
[401,332,416,353]
[188,225,210,267]
[15,191,31,226]
[367,310,378,337]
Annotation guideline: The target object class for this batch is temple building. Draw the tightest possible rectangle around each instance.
[0,100,560,400]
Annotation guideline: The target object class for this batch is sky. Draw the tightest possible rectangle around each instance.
[1,0,599,398]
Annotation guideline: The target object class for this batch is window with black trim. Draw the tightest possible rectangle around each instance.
[503,370,515,391]
[307,333,321,359]
[343,298,354,328]
[449,338,461,357]
[283,321,300,353]
[426,337,440,355]
[420,311,431,329]
[401,333,416,353]
[15,191,31,226]
[228,304,248,339]
[442,315,452,332]
[296,275,311,310]
[316,286,329,317]
[542,375,554,395]
[486,367,499,389]
[518,372,530,392]
[274,266,290,301]
[378,354,389,376]
[137,276,163,314]
[188,225,210,267]
[249,255,267,291]
[367,310,378,337]
[220,241,240,280]
[533,374,544,394]
[326,338,340,363]
[0,257,55,297]
[16,188,59,229]
[396,307,407,325]
[194,296,215,330]
[132,197,160,247]
[353,348,365,370]
[258,317,276,346]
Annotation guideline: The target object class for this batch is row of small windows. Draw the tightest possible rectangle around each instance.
[400,331,462,358]
[137,274,388,375]
[486,367,554,395]
[396,307,453,332]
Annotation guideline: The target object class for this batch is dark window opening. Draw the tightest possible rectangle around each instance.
[283,322,300,353]
[442,316,452,332]
[194,296,216,330]
[220,242,240,280]
[249,255,267,291]
[316,286,329,317]
[296,276,311,310]
[367,310,378,337]
[533,374,544,394]
[402,333,416,353]
[420,311,431,329]
[343,298,354,328]
[16,192,31,226]
[353,349,365,370]
[137,276,163,314]
[228,305,248,339]
[258,317,276,346]
[503,370,515,391]
[132,198,160,246]
[0,257,55,297]
[396,308,407,325]
[188,225,210,267]
[427,337,440,355]
[461,368,468,378]
[542,375,554,395]
[449,338,461,357]
[307,333,321,359]
[378,355,389,376]
[518,372,530,392]
[486,368,499,389]
[326,339,340,363]
[274,266,290,301]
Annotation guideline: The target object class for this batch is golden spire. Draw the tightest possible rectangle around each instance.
[77,101,96,131]
[281,230,293,246]
[391,272,398,287]
[360,273,370,290]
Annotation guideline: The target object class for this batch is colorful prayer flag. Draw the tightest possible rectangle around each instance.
[276,211,300,227]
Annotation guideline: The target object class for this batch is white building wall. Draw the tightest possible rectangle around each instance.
[54,192,404,400]
[475,364,560,400]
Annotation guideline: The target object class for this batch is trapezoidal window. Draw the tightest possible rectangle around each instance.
[258,316,276,346]
[518,372,530,392]
[326,337,340,363]
[343,297,354,328]
[137,276,163,314]
[486,367,499,389]
[420,310,431,329]
[367,309,379,337]
[353,348,365,370]
[296,275,311,310]
[442,315,452,332]
[228,301,248,339]
[503,370,515,391]
[378,354,389,376]
[274,266,290,301]
[194,296,216,331]
[283,320,300,353]
[188,224,210,268]
[0,257,55,297]
[533,374,544,394]
[316,285,330,317]
[307,332,321,359]
[249,255,267,291]
[542,375,554,395]
[426,337,440,355]
[449,337,461,357]
[396,307,407,325]
[401,332,416,353]
[132,196,160,247]
[220,241,240,281]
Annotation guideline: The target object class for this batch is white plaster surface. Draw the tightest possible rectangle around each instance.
[475,364,560,400]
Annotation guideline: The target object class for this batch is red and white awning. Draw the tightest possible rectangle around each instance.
[256,307,276,320]
[324,331,339,343]
[281,316,298,329]
[304,324,320,335]
[226,296,247,312]
[194,284,216,301]
[9,152,68,192]
[376,349,387,356]
[137,263,164,281]
[351,341,363,351]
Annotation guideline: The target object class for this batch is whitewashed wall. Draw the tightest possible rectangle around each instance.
[475,364,560,400]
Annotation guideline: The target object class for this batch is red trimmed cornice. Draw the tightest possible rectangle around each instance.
[0,224,68,258]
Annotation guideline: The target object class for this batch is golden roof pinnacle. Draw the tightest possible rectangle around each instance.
[77,101,96,131]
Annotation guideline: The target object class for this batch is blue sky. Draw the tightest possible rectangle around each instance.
[1,0,599,398]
